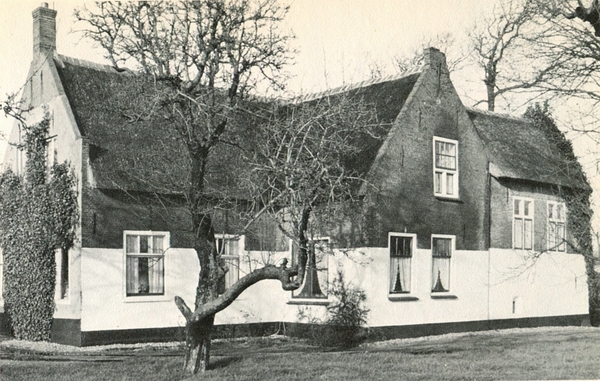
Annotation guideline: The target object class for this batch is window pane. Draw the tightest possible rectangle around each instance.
[435,172,442,193]
[548,203,554,219]
[126,255,164,295]
[446,173,454,196]
[294,240,328,299]
[557,204,563,220]
[390,236,412,257]
[524,219,533,250]
[514,200,521,215]
[126,235,138,253]
[524,201,531,217]
[140,236,149,253]
[153,236,163,254]
[432,257,450,292]
[514,218,523,249]
[433,238,452,258]
[390,256,411,293]
[558,224,565,251]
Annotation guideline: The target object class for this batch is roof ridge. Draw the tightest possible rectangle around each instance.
[465,106,527,123]
[55,54,133,75]
[284,68,422,105]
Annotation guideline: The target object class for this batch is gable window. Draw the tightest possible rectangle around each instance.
[125,232,168,297]
[291,238,329,300]
[55,248,69,300]
[513,198,534,250]
[389,233,415,294]
[433,137,459,198]
[216,235,240,294]
[432,235,454,293]
[548,201,566,252]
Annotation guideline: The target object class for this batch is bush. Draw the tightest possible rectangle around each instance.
[299,271,369,348]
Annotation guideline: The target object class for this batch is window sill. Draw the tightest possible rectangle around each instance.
[430,293,458,300]
[287,298,330,306]
[434,196,463,203]
[123,295,171,303]
[388,294,419,302]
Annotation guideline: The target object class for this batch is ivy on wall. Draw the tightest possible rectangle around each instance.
[524,102,598,324]
[0,114,78,341]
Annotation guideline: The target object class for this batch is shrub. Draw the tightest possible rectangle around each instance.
[298,271,369,348]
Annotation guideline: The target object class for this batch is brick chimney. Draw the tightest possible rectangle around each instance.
[32,2,57,57]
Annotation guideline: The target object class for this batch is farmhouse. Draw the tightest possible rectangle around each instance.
[0,4,591,346]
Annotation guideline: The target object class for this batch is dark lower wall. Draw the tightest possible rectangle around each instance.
[78,314,587,347]
[1,312,586,346]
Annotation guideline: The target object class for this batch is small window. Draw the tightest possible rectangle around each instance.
[433,137,459,198]
[548,201,566,252]
[216,235,240,294]
[432,236,454,293]
[389,234,415,294]
[124,232,168,297]
[55,248,69,300]
[291,238,329,300]
[513,198,534,250]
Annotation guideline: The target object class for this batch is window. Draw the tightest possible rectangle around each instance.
[431,236,453,293]
[291,238,329,299]
[216,235,240,294]
[513,198,534,250]
[55,248,69,300]
[433,137,458,198]
[389,234,415,294]
[548,201,566,252]
[124,232,168,297]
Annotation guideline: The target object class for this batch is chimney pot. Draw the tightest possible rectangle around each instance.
[42,2,49,7]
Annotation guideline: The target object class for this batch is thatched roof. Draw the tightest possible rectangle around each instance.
[54,53,421,195]
[468,108,589,190]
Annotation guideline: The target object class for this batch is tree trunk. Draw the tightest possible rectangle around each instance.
[183,315,215,374]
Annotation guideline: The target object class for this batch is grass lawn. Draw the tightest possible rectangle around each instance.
[1,327,600,380]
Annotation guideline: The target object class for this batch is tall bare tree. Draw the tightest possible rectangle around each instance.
[467,0,558,111]
[76,1,297,373]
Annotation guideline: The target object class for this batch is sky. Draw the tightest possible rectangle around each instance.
[1,0,599,238]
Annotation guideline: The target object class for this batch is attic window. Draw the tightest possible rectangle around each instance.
[547,201,566,252]
[433,137,459,198]
[513,198,534,250]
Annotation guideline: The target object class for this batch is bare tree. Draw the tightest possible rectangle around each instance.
[75,1,297,374]
[247,94,383,290]
[467,0,559,111]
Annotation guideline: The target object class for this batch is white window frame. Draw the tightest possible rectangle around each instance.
[388,233,416,299]
[123,230,170,302]
[55,248,70,302]
[431,234,455,294]
[547,201,567,252]
[433,136,459,199]
[289,237,330,303]
[513,197,534,250]
[215,234,241,293]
